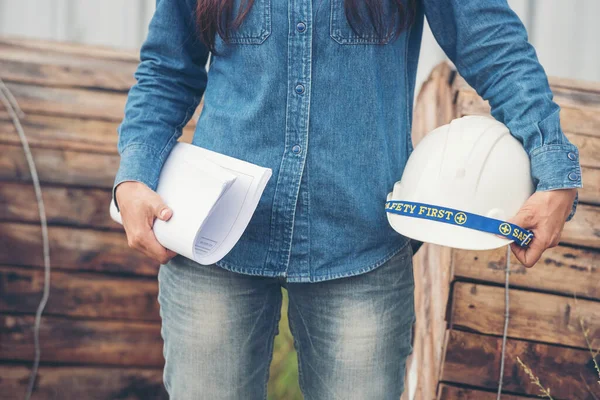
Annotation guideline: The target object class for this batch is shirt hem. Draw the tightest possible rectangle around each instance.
[214,238,411,283]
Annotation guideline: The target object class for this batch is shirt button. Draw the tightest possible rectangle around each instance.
[568,152,577,161]
[568,172,579,181]
[295,84,305,94]
[292,144,302,154]
[296,22,306,32]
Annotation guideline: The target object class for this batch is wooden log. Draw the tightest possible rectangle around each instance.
[437,384,529,400]
[0,114,120,153]
[0,43,137,91]
[0,222,158,277]
[441,330,597,400]
[0,314,163,367]
[0,182,117,230]
[453,245,600,301]
[0,136,197,190]
[0,365,167,400]
[0,114,196,154]
[0,143,119,188]
[0,37,140,63]
[0,266,160,321]
[450,282,600,350]
[4,82,127,122]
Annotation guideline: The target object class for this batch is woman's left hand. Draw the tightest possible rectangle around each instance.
[507,188,577,268]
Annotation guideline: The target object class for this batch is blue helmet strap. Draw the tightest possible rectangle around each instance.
[385,200,533,248]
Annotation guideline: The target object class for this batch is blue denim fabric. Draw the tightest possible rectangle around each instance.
[158,239,415,399]
[113,0,583,283]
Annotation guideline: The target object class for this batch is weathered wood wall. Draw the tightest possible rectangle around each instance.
[0,37,197,399]
[405,63,600,399]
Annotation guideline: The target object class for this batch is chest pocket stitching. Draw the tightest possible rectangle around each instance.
[226,0,272,44]
[329,0,395,45]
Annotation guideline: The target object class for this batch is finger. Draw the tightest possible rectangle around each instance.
[149,195,173,222]
[165,249,177,259]
[510,236,544,268]
[136,231,175,264]
[510,242,526,265]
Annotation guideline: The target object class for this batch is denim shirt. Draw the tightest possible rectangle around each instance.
[113,0,583,282]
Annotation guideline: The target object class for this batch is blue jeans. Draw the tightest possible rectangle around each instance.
[157,240,415,399]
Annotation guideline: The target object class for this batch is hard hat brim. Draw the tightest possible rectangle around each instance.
[387,212,513,250]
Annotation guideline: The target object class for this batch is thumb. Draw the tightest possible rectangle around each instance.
[151,198,173,221]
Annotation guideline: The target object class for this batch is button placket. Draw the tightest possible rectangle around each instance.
[264,2,313,274]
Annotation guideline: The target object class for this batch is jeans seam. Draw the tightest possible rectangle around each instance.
[287,296,308,398]
[262,289,282,400]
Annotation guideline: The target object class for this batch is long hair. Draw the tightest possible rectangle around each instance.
[196,0,417,53]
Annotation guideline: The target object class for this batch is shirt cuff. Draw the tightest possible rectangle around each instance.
[112,144,164,212]
[566,190,579,222]
[529,143,583,222]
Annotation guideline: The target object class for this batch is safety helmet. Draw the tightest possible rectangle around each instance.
[386,115,535,250]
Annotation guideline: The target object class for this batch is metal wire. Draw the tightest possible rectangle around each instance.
[0,79,51,400]
[497,245,511,399]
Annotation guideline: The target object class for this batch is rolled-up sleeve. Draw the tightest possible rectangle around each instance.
[112,0,210,210]
[423,0,583,220]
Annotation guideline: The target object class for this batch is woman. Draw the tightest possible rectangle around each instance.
[113,0,582,398]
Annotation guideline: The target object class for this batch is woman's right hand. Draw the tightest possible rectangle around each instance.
[115,181,177,264]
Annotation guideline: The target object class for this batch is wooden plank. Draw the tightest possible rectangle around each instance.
[437,384,530,400]
[0,37,140,63]
[0,44,136,91]
[547,75,600,94]
[441,330,597,400]
[453,74,600,112]
[561,204,600,249]
[0,314,163,367]
[0,182,117,229]
[580,166,600,206]
[0,266,160,321]
[552,85,600,111]
[450,282,600,350]
[4,82,127,122]
[412,62,457,145]
[0,365,167,400]
[452,246,600,301]
[455,89,600,138]
[568,132,600,169]
[0,222,159,277]
[0,114,196,154]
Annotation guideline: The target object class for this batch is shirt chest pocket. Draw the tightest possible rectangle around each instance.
[225,0,271,44]
[330,0,401,45]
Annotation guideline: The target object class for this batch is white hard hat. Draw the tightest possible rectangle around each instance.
[386,115,535,250]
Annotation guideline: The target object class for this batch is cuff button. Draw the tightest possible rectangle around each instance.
[568,152,577,161]
[568,172,579,181]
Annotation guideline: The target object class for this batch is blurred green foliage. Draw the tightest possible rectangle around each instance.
[267,289,303,400]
